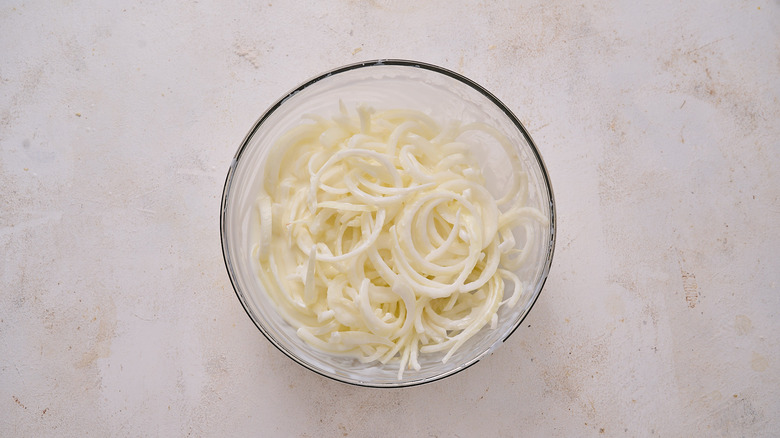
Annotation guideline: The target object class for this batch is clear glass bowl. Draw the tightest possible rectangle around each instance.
[220,60,556,387]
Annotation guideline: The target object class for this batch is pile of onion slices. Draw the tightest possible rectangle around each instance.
[253,103,546,379]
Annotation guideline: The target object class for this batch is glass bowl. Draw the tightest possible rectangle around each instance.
[220,60,556,387]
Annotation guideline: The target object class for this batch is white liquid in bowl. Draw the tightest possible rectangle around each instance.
[221,61,555,387]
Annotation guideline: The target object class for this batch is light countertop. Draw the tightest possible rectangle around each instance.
[2,1,778,436]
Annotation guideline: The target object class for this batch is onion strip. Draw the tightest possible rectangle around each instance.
[254,104,546,379]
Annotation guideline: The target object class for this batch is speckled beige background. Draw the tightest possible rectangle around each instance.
[2,1,779,436]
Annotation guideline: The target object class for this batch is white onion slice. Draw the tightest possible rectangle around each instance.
[254,104,546,379]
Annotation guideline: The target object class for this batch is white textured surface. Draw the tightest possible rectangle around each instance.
[1,1,778,436]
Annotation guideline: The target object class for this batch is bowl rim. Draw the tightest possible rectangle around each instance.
[220,59,557,388]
